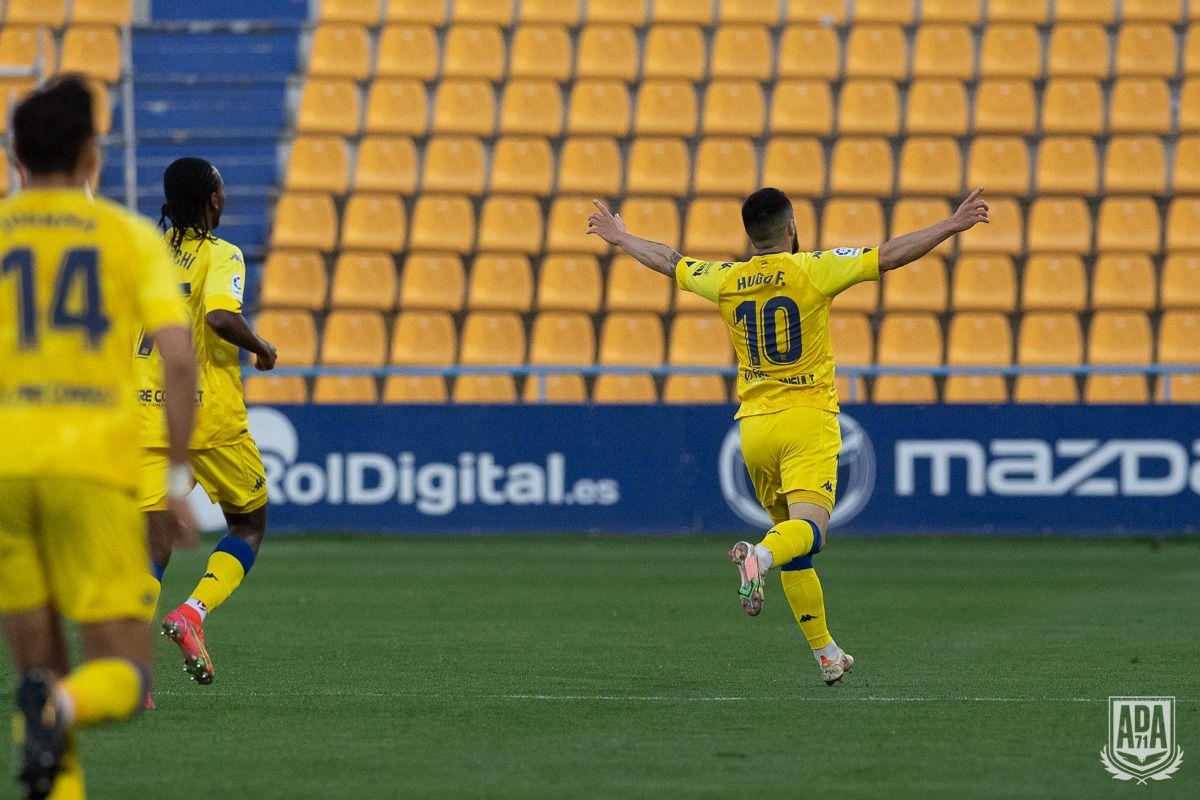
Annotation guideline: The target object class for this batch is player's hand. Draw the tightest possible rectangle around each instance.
[254,341,277,371]
[948,188,990,232]
[586,199,627,245]
[165,497,200,549]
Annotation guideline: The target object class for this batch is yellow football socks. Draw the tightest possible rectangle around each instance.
[59,658,142,727]
[759,519,818,567]
[187,536,256,618]
[780,568,833,650]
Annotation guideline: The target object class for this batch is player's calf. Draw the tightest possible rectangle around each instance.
[16,669,66,800]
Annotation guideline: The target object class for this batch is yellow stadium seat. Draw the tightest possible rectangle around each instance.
[786,0,844,23]
[883,256,947,312]
[383,377,448,403]
[1159,311,1200,362]
[987,0,1047,22]
[1014,375,1080,403]
[944,376,1009,403]
[845,25,907,79]
[606,255,671,313]
[520,0,579,24]
[878,313,943,365]
[567,80,630,136]
[529,312,595,365]
[820,199,885,249]
[0,26,52,72]
[643,25,705,81]
[1157,374,1200,403]
[1035,137,1098,196]
[711,25,772,80]
[1165,197,1200,251]
[1084,374,1150,403]
[1122,0,1182,23]
[829,312,873,366]
[1018,312,1083,364]
[321,310,387,366]
[245,376,308,405]
[260,251,326,310]
[769,80,833,135]
[693,138,758,197]
[1175,136,1200,191]
[538,255,602,313]
[684,199,746,258]
[586,0,645,25]
[650,0,713,24]
[309,24,370,80]
[1104,136,1166,195]
[460,312,526,366]
[575,24,638,81]
[721,0,781,24]
[662,376,728,404]
[1110,79,1171,134]
[442,24,505,81]
[500,79,562,137]
[522,374,588,404]
[408,194,475,254]
[959,196,1023,255]
[898,137,960,196]
[1047,24,1109,79]
[973,79,1036,134]
[330,252,397,312]
[432,79,494,137]
[838,80,900,136]
[1041,79,1104,135]
[967,137,1030,196]
[762,138,825,196]
[271,193,337,252]
[340,194,406,252]
[921,0,981,22]
[319,0,379,23]
[558,137,622,196]
[391,311,456,365]
[385,0,445,24]
[830,137,894,196]
[952,255,1017,312]
[777,25,840,80]
[477,196,544,255]
[353,136,417,195]
[71,0,133,25]
[600,313,665,365]
[1022,254,1087,311]
[376,25,439,80]
[6,0,65,26]
[284,136,348,194]
[618,198,681,248]
[912,25,973,79]
[422,136,485,195]
[906,80,969,136]
[398,254,464,311]
[453,0,512,25]
[363,80,427,137]
[703,80,765,137]
[979,24,1042,79]
[467,253,534,310]
[669,313,733,366]
[1055,0,1115,22]
[1092,254,1156,311]
[635,80,697,137]
[1089,312,1152,365]
[60,26,119,84]
[490,136,553,196]
[892,199,953,256]
[510,24,571,81]
[592,374,657,403]
[298,79,360,136]
[855,0,913,24]
[312,377,378,405]
[873,376,938,403]
[452,375,518,403]
[834,280,879,314]
[947,312,1012,365]
[1026,198,1091,254]
[1187,26,1200,75]
[1116,23,1176,78]
[1096,197,1160,253]
[547,196,608,254]
[1161,254,1200,308]
[255,310,317,366]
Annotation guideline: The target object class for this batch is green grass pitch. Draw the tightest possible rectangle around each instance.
[3,534,1199,799]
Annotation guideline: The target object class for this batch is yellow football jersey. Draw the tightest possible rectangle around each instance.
[0,189,187,492]
[138,231,249,449]
[676,247,880,418]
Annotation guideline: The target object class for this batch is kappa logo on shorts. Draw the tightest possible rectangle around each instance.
[821,481,833,492]
[252,477,265,492]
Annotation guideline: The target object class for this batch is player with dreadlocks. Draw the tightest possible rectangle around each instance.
[136,157,277,698]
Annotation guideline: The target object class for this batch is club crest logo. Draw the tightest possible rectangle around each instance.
[1100,697,1184,783]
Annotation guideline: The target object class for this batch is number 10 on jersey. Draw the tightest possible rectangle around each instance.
[733,297,803,366]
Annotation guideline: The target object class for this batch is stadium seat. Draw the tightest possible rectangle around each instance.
[834,279,879,313]
[1084,374,1150,403]
[626,138,690,196]
[467,253,534,310]
[643,25,706,81]
[947,312,1012,365]
[500,79,563,137]
[398,253,465,311]
[952,255,1017,312]
[520,0,580,24]
[432,80,495,137]
[830,138,894,197]
[0,26,52,72]
[703,81,766,137]
[385,0,446,24]
[1174,136,1200,192]
[298,79,361,136]
[1089,312,1153,366]
[408,194,475,254]
[59,26,119,84]
[364,80,426,137]
[906,80,968,136]
[1041,79,1104,135]
[1092,254,1156,311]
[1116,23,1176,78]
[877,313,943,365]
[606,255,672,313]
[452,375,518,404]
[662,376,727,404]
[777,25,840,80]
[684,199,747,258]
[711,25,772,80]
[694,138,758,196]
[820,199,885,249]
[719,0,781,23]
[309,24,370,80]
[967,137,1029,196]
[1104,137,1166,195]
[873,375,939,403]
[769,80,834,135]
[259,251,327,310]
[635,80,697,137]
[490,136,554,196]
[6,0,65,26]
[330,252,397,311]
[460,312,526,365]
[1160,254,1200,308]
[618,198,681,248]
[1187,27,1200,75]
[650,0,713,24]
[1026,198,1091,254]
[1158,311,1200,363]
[558,137,621,196]
[522,374,588,404]
[71,0,133,25]
[391,311,457,365]
[1035,137,1098,196]
[892,199,953,256]
[254,311,317,366]
[1047,24,1109,79]
[762,138,825,196]
[898,138,960,196]
[538,255,603,313]
[244,376,308,405]
[575,25,638,81]
[1157,373,1200,403]
[829,312,873,366]
[271,193,337,252]
[510,24,571,81]
[1022,254,1087,311]
[959,196,1023,254]
[476,196,544,255]
[322,311,387,366]
[883,256,947,312]
[838,80,900,136]
[845,25,907,79]
[453,0,513,24]
[1014,375,1079,403]
[921,0,981,22]
[987,0,1047,22]
[600,313,665,365]
[1109,79,1171,134]
[1055,0,1115,22]
[1017,312,1084,364]
[320,0,379,23]
[312,377,378,404]
[586,0,646,25]
[911,25,973,79]
[979,24,1042,79]
[944,376,1009,403]
[973,79,1036,134]
[854,0,913,23]
[529,312,595,365]
[376,25,439,80]
[1124,0,1183,21]
[669,313,733,366]
[355,136,419,195]
[1165,197,1200,250]
[340,194,406,252]
[442,24,505,81]
[548,197,609,254]
[567,80,630,136]
[786,0,844,23]
[383,377,448,403]
[284,136,349,194]
[593,374,657,403]
[1096,197,1160,253]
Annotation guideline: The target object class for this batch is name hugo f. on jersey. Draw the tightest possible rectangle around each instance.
[137,231,249,449]
[676,247,880,418]
[0,189,187,492]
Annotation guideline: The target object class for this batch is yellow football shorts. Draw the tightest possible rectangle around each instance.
[0,478,155,622]
[140,436,268,515]
[739,405,841,523]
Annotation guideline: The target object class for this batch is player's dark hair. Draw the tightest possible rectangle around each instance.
[160,156,221,251]
[741,187,794,247]
[11,75,95,177]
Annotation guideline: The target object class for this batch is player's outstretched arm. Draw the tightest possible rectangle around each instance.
[586,199,682,277]
[206,311,278,371]
[878,188,990,272]
[154,324,200,546]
